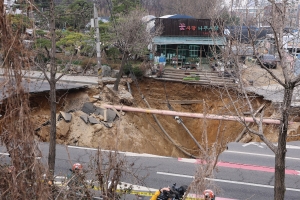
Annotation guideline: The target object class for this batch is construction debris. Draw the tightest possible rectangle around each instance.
[58,111,72,122]
[88,116,100,124]
[81,102,116,122]
[105,84,134,106]
[92,95,102,100]
[80,114,89,124]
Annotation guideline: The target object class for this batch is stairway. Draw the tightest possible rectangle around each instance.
[153,68,238,87]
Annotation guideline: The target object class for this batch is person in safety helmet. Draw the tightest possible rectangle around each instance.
[72,163,83,173]
[203,189,215,200]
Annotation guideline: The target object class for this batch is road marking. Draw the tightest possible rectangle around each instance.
[241,142,300,150]
[67,145,98,151]
[0,152,41,159]
[157,172,300,192]
[242,142,264,148]
[178,157,300,175]
[286,145,300,150]
[225,150,300,161]
[67,145,167,158]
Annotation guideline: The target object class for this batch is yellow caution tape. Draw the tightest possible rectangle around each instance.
[53,182,204,199]
[117,189,204,200]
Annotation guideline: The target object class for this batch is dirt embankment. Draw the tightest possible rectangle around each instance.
[31,77,300,158]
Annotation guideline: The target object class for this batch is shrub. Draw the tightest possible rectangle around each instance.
[80,45,95,57]
[35,29,46,37]
[81,59,96,69]
[123,63,132,76]
[72,60,82,65]
[56,59,63,64]
[106,47,120,61]
[35,52,49,63]
[123,64,144,79]
[131,66,144,79]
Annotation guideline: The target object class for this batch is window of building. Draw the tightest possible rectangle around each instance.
[189,45,200,57]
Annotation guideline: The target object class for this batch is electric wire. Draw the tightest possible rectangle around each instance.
[128,64,197,158]
[162,72,205,152]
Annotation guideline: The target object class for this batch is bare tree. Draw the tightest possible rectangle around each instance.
[0,1,49,198]
[185,114,224,198]
[216,1,300,199]
[45,0,60,176]
[52,147,148,199]
[157,0,224,18]
[111,8,161,91]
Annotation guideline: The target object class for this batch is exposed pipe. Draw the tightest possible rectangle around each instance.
[102,104,287,125]
[142,98,197,158]
[177,118,205,152]
[235,103,266,142]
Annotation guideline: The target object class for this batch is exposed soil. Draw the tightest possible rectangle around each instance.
[31,62,300,157]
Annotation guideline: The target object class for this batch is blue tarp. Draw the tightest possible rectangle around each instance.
[159,56,166,62]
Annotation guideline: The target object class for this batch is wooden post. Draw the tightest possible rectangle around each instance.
[200,45,202,70]
[176,45,179,68]
[103,109,107,122]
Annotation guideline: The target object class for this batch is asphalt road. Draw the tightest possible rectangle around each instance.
[0,76,89,101]
[1,142,300,200]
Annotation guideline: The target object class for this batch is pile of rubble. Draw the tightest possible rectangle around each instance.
[34,79,135,147]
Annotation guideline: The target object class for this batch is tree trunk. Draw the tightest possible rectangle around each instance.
[48,81,57,174]
[48,0,57,175]
[113,53,128,91]
[274,86,293,199]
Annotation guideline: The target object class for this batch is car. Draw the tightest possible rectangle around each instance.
[292,52,300,60]
[257,54,277,69]
[294,58,300,76]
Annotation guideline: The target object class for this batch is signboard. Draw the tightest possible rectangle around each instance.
[155,18,222,37]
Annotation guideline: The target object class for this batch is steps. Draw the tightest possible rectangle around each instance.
[152,68,238,87]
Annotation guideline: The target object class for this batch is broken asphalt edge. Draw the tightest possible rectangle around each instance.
[0,69,101,86]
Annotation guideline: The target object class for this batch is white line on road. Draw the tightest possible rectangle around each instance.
[225,150,300,161]
[157,172,300,192]
[0,152,41,159]
[67,145,98,151]
[242,142,264,148]
[242,142,300,150]
[67,145,167,158]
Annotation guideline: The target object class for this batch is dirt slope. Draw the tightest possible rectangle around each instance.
[31,76,300,158]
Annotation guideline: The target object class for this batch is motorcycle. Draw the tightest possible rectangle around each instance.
[157,183,188,200]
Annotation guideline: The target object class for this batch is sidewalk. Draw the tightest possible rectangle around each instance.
[23,70,100,85]
[0,68,116,86]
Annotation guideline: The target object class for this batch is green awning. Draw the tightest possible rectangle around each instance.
[152,36,226,45]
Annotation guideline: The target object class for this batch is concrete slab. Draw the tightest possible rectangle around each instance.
[58,111,72,122]
[81,102,98,114]
[80,114,89,124]
[88,116,100,124]
[81,102,116,122]
[105,84,134,106]
[101,122,113,128]
[0,76,89,101]
[106,109,117,122]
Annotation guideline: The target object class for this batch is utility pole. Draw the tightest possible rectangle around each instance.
[94,2,101,74]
